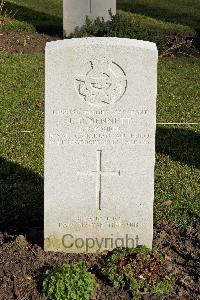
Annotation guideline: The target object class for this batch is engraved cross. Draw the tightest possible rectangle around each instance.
[77,150,120,210]
[89,0,92,13]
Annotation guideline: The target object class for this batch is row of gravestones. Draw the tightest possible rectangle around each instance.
[44,0,158,253]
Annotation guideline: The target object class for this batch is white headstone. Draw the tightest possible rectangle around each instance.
[63,0,116,37]
[44,37,158,253]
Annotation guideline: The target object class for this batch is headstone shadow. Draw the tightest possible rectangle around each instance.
[156,126,200,169]
[0,156,44,245]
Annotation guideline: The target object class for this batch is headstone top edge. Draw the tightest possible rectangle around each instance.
[45,37,158,52]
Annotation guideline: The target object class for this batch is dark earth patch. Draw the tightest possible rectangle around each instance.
[0,30,200,58]
[0,220,199,299]
[0,30,59,53]
[161,34,200,58]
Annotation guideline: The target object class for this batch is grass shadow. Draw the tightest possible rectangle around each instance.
[0,156,44,244]
[156,126,200,169]
[5,1,62,36]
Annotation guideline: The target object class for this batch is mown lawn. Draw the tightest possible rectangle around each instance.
[0,0,199,228]
[3,0,200,35]
[0,52,199,228]
[3,0,62,32]
[117,0,200,30]
[0,53,44,227]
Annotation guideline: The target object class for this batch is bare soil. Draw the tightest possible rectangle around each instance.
[0,30,59,53]
[0,220,199,300]
[161,34,200,58]
[0,30,200,58]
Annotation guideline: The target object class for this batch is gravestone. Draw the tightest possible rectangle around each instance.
[63,0,116,37]
[45,37,158,253]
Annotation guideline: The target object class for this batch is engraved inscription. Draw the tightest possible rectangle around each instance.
[77,150,120,210]
[75,59,127,107]
[48,108,152,146]
[49,132,151,146]
[59,216,139,229]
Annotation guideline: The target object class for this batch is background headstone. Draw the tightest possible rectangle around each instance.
[45,37,158,253]
[63,0,116,36]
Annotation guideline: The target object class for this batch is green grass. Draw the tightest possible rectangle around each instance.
[117,0,200,31]
[0,53,44,174]
[155,125,200,226]
[117,10,194,36]
[0,52,199,228]
[3,19,36,32]
[0,0,199,229]
[3,0,62,32]
[2,0,199,36]
[0,53,44,227]
[157,58,200,123]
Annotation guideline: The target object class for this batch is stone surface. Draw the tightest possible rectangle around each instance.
[44,37,158,253]
[63,0,116,36]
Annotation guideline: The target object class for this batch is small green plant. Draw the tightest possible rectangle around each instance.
[69,9,197,55]
[42,262,98,300]
[101,246,174,299]
[69,10,174,53]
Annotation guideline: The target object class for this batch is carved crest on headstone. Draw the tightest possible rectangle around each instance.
[75,59,127,107]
